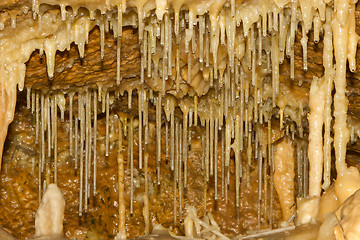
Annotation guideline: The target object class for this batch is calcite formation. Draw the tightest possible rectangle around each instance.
[1,0,360,239]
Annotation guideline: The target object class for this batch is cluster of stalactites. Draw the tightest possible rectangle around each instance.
[27,88,100,217]
[25,84,312,232]
[0,0,341,136]
[26,0,332,132]
[0,0,359,235]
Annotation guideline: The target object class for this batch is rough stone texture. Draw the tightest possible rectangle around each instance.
[25,27,140,93]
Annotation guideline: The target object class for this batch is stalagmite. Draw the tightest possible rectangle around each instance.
[35,184,65,238]
[297,197,320,225]
[184,208,194,237]
[273,137,296,222]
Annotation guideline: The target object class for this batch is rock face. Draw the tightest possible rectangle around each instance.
[334,189,360,239]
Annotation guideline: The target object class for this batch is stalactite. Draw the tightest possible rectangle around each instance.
[46,95,51,159]
[257,124,263,229]
[156,95,161,185]
[93,90,98,194]
[221,128,225,198]
[170,111,175,171]
[41,93,45,172]
[85,90,92,211]
[79,93,84,217]
[179,121,183,221]
[267,117,272,226]
[214,119,219,200]
[183,110,188,187]
[69,93,74,156]
[205,119,210,182]
[210,116,214,177]
[130,117,134,215]
[246,122,252,187]
[53,95,58,184]
[26,87,31,109]
[117,5,122,84]
[75,112,78,170]
[105,91,110,157]
[35,92,39,145]
[138,89,143,169]
[143,152,150,235]
[174,120,179,225]
[165,120,169,165]
[297,143,303,197]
